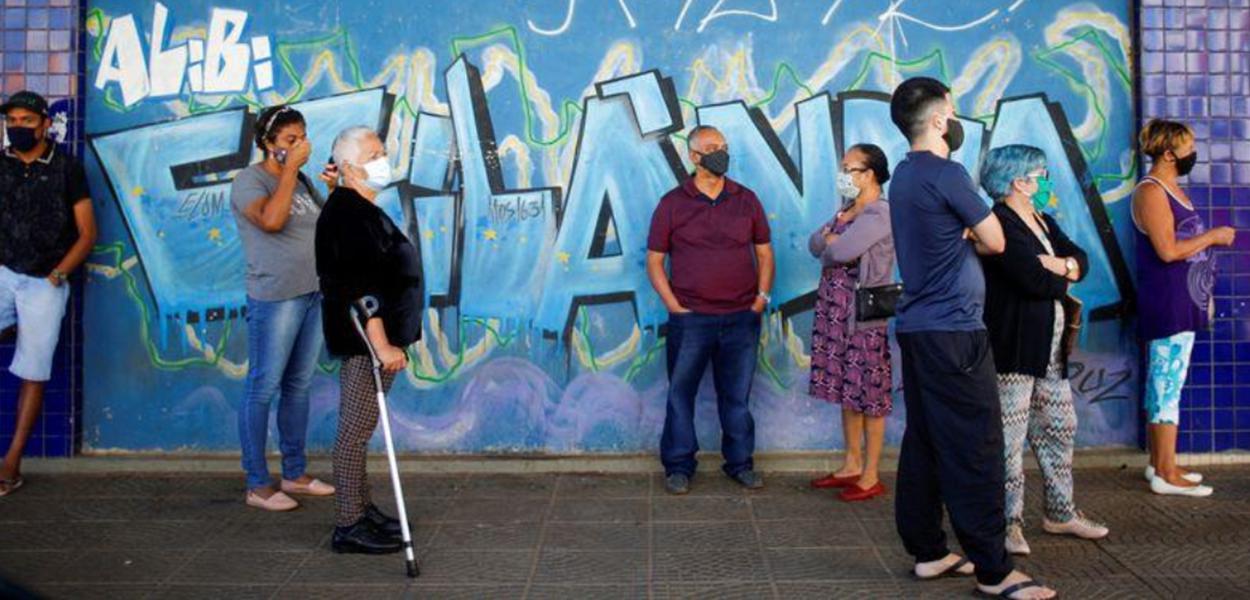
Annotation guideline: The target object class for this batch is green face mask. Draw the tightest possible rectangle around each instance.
[1031,176,1053,212]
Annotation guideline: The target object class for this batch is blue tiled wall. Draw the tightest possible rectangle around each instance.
[1140,0,1250,452]
[0,0,85,458]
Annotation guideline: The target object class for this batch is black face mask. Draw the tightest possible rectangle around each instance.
[698,149,730,177]
[5,125,41,153]
[943,118,965,153]
[1174,150,1198,177]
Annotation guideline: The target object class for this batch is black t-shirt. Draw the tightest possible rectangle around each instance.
[0,144,90,277]
[315,187,423,357]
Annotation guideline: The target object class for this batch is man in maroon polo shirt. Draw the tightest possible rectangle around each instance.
[646,125,775,495]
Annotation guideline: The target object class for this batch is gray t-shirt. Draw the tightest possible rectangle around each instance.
[229,164,321,301]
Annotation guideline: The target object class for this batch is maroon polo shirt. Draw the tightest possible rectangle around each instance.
[647,176,770,314]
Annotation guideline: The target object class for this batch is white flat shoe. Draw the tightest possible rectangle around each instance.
[281,478,335,496]
[1144,465,1202,484]
[246,490,300,511]
[1150,476,1213,497]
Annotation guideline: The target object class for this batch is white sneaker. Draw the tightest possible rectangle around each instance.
[1150,476,1214,497]
[1005,523,1031,556]
[1043,511,1109,540]
[1144,465,1202,484]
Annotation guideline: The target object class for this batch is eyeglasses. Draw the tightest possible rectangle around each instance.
[1023,171,1049,180]
[842,167,869,175]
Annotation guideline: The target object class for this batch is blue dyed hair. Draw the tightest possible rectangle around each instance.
[979,144,1047,202]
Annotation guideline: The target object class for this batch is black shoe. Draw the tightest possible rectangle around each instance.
[665,473,691,495]
[332,518,403,554]
[365,503,412,539]
[731,469,765,490]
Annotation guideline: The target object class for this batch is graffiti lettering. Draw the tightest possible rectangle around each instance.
[94,3,273,107]
[83,0,1143,454]
[1070,358,1136,405]
[175,190,228,223]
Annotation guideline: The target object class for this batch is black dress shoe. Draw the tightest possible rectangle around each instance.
[365,504,412,539]
[332,518,402,554]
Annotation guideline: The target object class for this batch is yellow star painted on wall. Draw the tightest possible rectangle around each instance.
[425,229,435,240]
[207,228,222,242]
[484,228,498,241]
[556,251,571,264]
[131,186,144,197]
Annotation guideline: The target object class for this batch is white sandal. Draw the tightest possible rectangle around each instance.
[0,476,24,497]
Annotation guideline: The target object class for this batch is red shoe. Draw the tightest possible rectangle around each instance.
[839,482,886,502]
[810,473,861,489]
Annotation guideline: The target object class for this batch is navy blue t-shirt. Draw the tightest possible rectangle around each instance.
[889,151,992,333]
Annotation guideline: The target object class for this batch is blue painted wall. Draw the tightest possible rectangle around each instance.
[81,0,1140,453]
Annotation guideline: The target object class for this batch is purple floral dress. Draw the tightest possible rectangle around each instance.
[808,218,893,417]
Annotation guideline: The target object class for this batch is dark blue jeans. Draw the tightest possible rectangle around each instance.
[238,292,324,491]
[661,309,761,478]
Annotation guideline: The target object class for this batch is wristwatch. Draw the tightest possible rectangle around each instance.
[51,269,67,283]
[1064,257,1077,276]
[757,291,771,303]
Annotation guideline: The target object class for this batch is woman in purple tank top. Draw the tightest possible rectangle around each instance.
[1132,120,1236,498]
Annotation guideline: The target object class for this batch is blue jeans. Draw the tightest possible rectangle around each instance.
[661,309,761,477]
[238,292,324,490]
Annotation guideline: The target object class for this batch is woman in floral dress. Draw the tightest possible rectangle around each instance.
[808,144,895,502]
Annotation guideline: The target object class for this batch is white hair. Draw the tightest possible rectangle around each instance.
[331,125,378,167]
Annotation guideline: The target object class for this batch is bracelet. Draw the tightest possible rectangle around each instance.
[51,269,67,282]
[757,291,771,303]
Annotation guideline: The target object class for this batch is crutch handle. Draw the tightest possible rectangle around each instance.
[348,296,383,369]
[350,296,380,324]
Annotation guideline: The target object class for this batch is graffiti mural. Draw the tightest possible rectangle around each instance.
[83,0,1140,453]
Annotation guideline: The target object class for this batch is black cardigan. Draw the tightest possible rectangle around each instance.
[980,203,1088,378]
[315,188,423,357]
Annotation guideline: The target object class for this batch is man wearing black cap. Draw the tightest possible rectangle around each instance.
[0,91,96,497]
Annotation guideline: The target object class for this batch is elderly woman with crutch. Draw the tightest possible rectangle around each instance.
[315,125,421,575]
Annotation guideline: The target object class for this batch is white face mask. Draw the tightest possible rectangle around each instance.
[836,171,861,200]
[358,156,391,191]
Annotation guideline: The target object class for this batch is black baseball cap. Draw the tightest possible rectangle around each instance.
[1,91,49,117]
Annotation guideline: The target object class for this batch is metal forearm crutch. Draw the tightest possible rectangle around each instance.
[349,296,419,579]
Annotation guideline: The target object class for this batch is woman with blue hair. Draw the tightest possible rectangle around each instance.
[978,144,1108,556]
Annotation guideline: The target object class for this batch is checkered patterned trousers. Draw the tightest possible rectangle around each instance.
[334,355,397,527]
[997,304,1078,526]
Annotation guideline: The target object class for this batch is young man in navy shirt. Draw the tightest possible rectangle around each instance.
[646,125,774,495]
[888,78,1056,600]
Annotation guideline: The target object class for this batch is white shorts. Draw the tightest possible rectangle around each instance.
[0,266,70,382]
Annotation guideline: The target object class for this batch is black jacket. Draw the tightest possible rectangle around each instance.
[980,203,1088,378]
[315,187,422,357]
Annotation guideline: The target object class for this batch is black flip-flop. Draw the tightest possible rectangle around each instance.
[975,579,1053,599]
[912,556,973,581]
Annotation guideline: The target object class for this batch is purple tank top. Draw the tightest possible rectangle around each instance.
[1134,177,1213,342]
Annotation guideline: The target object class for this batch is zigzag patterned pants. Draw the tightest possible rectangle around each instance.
[997,309,1078,526]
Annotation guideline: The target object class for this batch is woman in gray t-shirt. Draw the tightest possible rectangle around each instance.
[229,105,336,511]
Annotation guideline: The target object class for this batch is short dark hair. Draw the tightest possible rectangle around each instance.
[254,105,306,154]
[847,143,890,185]
[889,77,950,142]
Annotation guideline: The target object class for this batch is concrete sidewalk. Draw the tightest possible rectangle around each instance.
[1,466,1248,599]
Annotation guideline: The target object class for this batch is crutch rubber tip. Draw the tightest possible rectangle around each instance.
[406,560,419,578]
